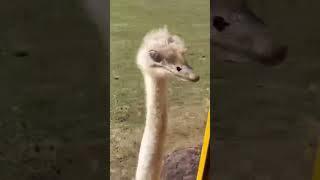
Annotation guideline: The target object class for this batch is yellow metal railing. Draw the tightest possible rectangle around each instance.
[197,110,210,180]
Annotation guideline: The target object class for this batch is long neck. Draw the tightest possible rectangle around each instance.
[136,74,168,180]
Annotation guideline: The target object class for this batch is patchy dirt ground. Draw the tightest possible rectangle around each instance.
[110,0,210,179]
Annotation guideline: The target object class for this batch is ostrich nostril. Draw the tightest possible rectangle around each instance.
[176,67,182,71]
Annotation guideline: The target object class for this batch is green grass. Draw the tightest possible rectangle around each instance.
[110,0,210,123]
[110,0,210,178]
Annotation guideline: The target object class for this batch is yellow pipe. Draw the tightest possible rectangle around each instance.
[197,110,210,180]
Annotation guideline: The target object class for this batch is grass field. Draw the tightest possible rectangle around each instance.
[110,0,210,178]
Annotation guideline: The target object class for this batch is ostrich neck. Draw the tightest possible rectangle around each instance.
[136,74,168,180]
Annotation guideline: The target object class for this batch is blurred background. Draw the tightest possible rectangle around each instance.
[0,0,107,179]
[213,0,320,179]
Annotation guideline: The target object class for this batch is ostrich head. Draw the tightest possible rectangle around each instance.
[137,26,200,82]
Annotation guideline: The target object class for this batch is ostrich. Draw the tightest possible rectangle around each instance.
[135,26,203,180]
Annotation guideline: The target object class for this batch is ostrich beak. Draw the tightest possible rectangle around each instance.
[165,64,200,82]
[178,65,200,82]
[150,58,200,82]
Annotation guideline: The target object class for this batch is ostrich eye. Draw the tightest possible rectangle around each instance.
[213,16,230,32]
[167,36,174,44]
[149,50,163,63]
